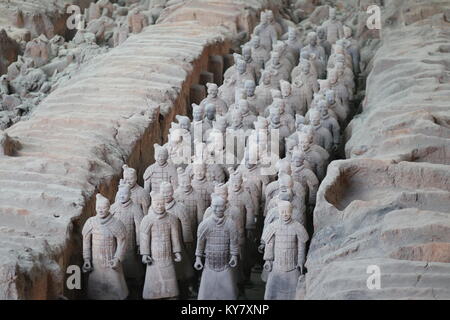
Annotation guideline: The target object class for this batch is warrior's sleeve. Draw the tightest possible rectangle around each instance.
[331,118,341,145]
[244,192,256,230]
[113,220,127,262]
[263,231,275,261]
[195,220,209,257]
[307,170,320,205]
[82,218,93,261]
[170,216,182,254]
[134,205,144,247]
[140,216,152,256]
[143,166,152,193]
[141,191,150,216]
[296,224,309,266]
[228,220,240,257]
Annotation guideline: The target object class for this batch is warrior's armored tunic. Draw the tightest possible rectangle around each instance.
[196,215,239,300]
[143,162,178,194]
[130,183,150,216]
[111,199,144,281]
[262,219,309,300]
[191,177,213,224]
[140,210,182,299]
[82,215,128,300]
[166,200,195,281]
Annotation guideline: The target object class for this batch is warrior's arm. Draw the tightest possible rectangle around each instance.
[114,224,127,262]
[195,224,207,257]
[307,170,320,205]
[82,220,93,261]
[139,218,152,256]
[134,208,144,247]
[171,218,182,254]
[263,235,275,261]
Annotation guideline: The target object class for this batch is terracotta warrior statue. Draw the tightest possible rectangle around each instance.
[300,32,326,79]
[317,26,331,61]
[140,191,182,299]
[191,162,213,225]
[121,164,150,217]
[255,70,276,113]
[254,11,278,52]
[143,144,178,194]
[309,109,333,153]
[204,103,216,130]
[174,167,205,234]
[195,194,239,300]
[250,35,270,71]
[262,200,309,300]
[160,181,195,296]
[201,83,228,116]
[285,27,302,65]
[320,7,344,45]
[318,99,340,152]
[111,183,144,288]
[244,79,259,115]
[297,130,330,181]
[292,61,319,112]
[191,103,211,143]
[264,51,290,87]
[82,194,128,300]
[291,150,320,209]
[280,80,301,117]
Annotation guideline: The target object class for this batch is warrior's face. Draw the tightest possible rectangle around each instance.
[311,113,321,126]
[208,86,218,98]
[300,135,312,151]
[123,172,137,188]
[230,176,242,192]
[206,105,216,120]
[309,34,317,46]
[212,198,226,218]
[262,72,271,85]
[281,83,291,97]
[293,153,305,167]
[302,63,310,75]
[118,186,131,204]
[179,176,191,193]
[156,149,168,166]
[96,200,110,219]
[279,206,292,222]
[320,104,329,117]
[161,186,174,203]
[152,197,165,215]
[245,83,255,96]
[193,109,203,122]
[193,164,206,180]
[330,9,337,21]
[180,119,190,131]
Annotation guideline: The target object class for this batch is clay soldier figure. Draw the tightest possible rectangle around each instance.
[317,26,332,61]
[238,100,257,131]
[111,183,144,291]
[191,103,211,143]
[143,144,178,194]
[265,98,295,133]
[288,115,308,143]
[127,8,148,34]
[167,126,191,169]
[160,182,195,297]
[201,83,228,116]
[297,130,329,181]
[318,100,340,152]
[309,110,333,153]
[244,80,259,115]
[300,32,326,79]
[255,70,276,114]
[265,51,291,87]
[204,103,216,130]
[140,191,182,300]
[227,169,256,282]
[321,7,344,45]
[174,167,204,232]
[326,88,348,126]
[268,106,291,156]
[328,69,350,116]
[280,80,301,117]
[272,41,294,71]
[234,58,255,90]
[335,59,355,101]
[285,27,302,65]
[250,35,270,71]
[191,162,213,224]
[122,164,150,217]
[255,11,278,52]
[82,194,128,300]
[242,45,260,82]
[292,61,319,112]
[343,25,360,75]
[262,200,309,300]
[291,150,319,210]
[195,194,239,300]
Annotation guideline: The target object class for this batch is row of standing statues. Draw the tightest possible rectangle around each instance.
[82,7,359,300]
